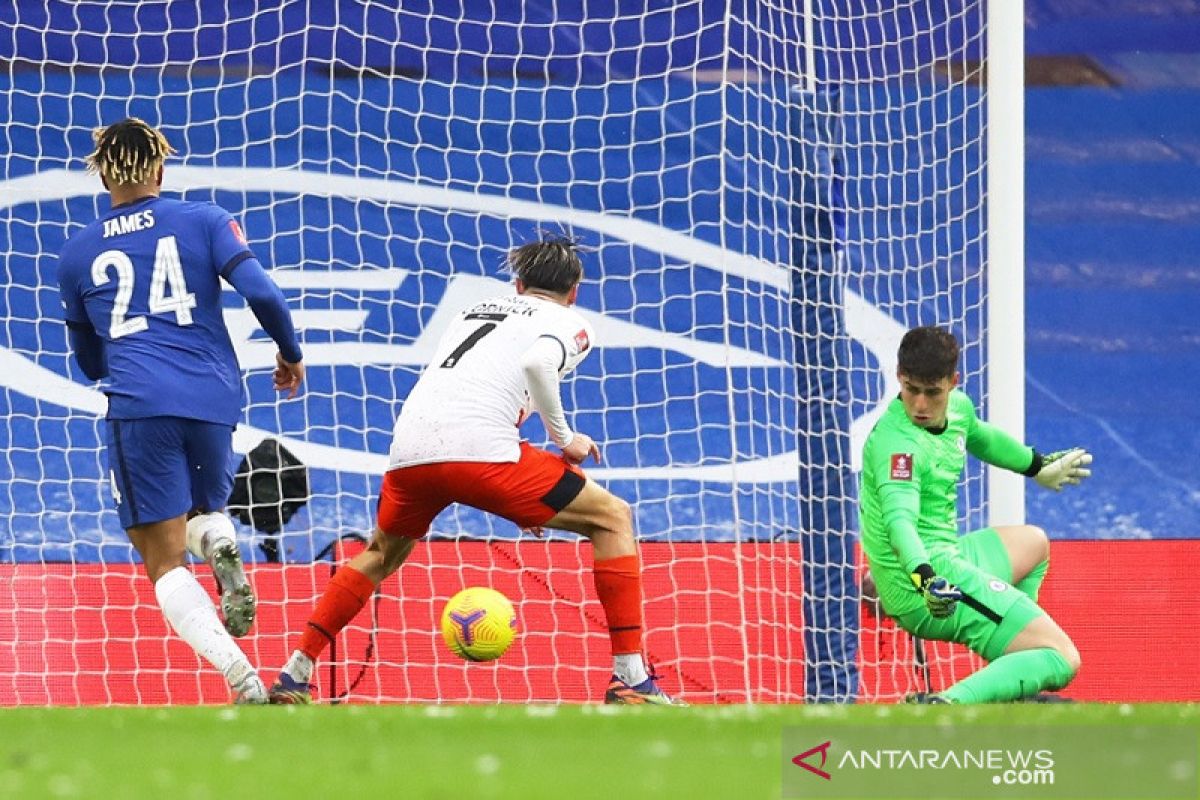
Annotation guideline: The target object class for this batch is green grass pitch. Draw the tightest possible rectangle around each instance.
[1,703,1196,799]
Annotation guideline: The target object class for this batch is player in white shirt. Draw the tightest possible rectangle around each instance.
[387,289,596,468]
[270,235,681,705]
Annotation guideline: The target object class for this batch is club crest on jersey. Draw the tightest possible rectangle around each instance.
[890,453,913,480]
[574,328,590,352]
[229,219,248,245]
[957,435,966,452]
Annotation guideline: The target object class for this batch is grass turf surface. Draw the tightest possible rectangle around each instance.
[0,703,1196,799]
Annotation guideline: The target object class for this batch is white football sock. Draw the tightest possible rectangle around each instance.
[284,650,314,683]
[154,566,251,686]
[613,653,649,686]
[185,512,237,562]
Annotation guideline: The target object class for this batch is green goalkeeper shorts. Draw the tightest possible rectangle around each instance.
[894,527,1044,662]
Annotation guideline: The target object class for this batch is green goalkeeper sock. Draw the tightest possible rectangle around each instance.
[941,648,1074,704]
[1015,558,1048,603]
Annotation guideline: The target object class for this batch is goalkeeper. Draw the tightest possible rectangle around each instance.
[859,326,1090,704]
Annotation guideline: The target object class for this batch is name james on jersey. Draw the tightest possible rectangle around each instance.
[103,209,156,238]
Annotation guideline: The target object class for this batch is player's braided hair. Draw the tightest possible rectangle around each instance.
[508,233,584,295]
[897,325,960,382]
[85,117,176,187]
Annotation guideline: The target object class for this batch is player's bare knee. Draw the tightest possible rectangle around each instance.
[608,495,634,536]
[578,497,636,556]
[1058,638,1081,676]
[583,493,632,539]
[1040,625,1081,683]
[1012,523,1049,562]
[603,499,635,545]
[357,528,413,580]
[381,535,416,573]
[1029,525,1051,562]
[144,553,187,584]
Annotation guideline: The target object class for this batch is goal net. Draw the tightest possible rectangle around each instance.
[0,1,1018,704]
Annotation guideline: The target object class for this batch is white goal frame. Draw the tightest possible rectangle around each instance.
[986,0,1027,525]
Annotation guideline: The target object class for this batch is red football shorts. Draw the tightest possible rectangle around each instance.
[376,442,587,539]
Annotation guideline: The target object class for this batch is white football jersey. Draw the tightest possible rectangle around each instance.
[388,292,595,467]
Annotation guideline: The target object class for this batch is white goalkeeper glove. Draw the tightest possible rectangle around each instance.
[1033,448,1092,491]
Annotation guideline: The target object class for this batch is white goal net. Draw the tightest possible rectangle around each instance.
[0,0,1018,704]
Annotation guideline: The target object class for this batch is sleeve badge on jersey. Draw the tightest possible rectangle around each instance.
[229,219,247,245]
[890,453,914,481]
[574,328,590,353]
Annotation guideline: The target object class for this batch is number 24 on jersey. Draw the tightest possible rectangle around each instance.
[90,235,196,338]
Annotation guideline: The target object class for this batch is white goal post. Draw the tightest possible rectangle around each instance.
[986,0,1028,526]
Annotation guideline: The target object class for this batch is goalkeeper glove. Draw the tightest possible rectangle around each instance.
[911,564,961,619]
[1032,448,1092,492]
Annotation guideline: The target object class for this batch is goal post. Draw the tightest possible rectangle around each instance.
[0,0,1020,705]
[986,0,1028,527]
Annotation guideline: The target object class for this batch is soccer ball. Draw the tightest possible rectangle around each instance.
[440,587,518,662]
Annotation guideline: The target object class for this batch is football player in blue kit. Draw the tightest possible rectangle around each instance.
[57,118,306,703]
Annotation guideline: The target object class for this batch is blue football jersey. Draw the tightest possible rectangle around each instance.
[57,196,254,425]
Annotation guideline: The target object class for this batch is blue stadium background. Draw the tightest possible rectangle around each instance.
[1,1,1197,566]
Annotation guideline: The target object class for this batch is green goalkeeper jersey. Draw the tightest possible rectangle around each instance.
[859,390,1034,616]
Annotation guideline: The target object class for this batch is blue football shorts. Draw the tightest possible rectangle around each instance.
[104,416,235,529]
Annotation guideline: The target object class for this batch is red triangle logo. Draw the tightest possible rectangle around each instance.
[792,740,832,780]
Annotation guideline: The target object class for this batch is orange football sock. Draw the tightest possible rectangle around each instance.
[593,554,644,655]
[297,566,376,662]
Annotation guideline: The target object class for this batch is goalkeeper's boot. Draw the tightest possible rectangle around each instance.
[228,663,268,705]
[268,672,313,705]
[604,675,686,706]
[904,692,952,705]
[211,541,256,638]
